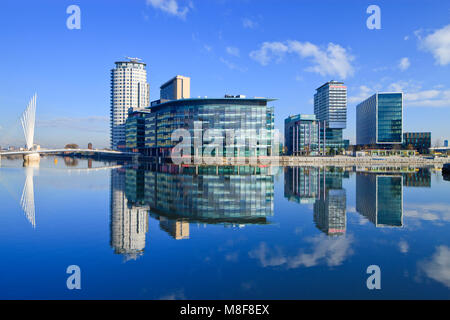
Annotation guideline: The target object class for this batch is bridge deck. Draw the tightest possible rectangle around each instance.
[0,149,139,156]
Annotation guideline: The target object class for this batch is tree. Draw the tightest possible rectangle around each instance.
[65,143,79,149]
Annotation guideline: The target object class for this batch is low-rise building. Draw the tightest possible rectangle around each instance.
[403,132,431,154]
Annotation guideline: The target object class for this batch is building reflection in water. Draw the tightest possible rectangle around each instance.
[284,167,347,236]
[110,164,275,260]
[110,169,149,261]
[356,173,403,227]
[355,167,431,228]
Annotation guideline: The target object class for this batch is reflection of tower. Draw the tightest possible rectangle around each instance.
[159,217,190,240]
[356,174,403,227]
[313,170,347,236]
[284,167,347,236]
[110,169,149,261]
[20,166,36,228]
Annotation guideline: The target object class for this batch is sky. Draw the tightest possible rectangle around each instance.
[0,0,449,148]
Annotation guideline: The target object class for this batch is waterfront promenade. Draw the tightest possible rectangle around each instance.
[168,155,449,168]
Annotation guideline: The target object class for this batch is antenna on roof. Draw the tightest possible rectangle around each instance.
[126,57,142,62]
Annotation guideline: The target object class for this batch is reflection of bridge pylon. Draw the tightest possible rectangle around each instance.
[20,167,36,228]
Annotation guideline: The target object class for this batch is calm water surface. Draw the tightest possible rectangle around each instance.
[0,157,449,299]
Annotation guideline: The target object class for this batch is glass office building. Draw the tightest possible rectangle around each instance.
[284,114,322,155]
[356,93,403,146]
[403,132,431,154]
[125,111,148,152]
[126,97,275,158]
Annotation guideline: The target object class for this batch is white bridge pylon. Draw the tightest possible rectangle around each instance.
[20,93,37,150]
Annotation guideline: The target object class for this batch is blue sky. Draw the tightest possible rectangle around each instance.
[0,0,449,148]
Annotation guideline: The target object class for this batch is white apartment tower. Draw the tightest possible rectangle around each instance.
[110,58,149,150]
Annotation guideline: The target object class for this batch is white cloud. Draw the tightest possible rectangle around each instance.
[398,57,410,71]
[249,234,354,269]
[249,41,289,66]
[386,81,450,108]
[242,18,257,29]
[146,0,192,19]
[219,57,246,72]
[159,289,186,300]
[404,203,450,222]
[398,240,409,254]
[249,40,355,79]
[417,245,450,288]
[348,85,374,104]
[203,44,212,52]
[226,46,240,57]
[418,24,450,66]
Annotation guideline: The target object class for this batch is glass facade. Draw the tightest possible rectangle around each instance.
[123,164,274,224]
[356,173,403,227]
[314,81,347,129]
[356,93,403,146]
[125,112,147,151]
[403,132,431,154]
[284,114,321,155]
[126,98,275,158]
[377,93,403,144]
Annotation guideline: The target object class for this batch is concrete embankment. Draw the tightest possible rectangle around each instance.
[277,156,448,168]
[160,156,449,168]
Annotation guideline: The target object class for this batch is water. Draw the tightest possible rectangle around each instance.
[0,156,449,299]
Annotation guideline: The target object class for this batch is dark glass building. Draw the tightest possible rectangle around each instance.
[356,93,403,147]
[403,132,431,154]
[356,173,403,227]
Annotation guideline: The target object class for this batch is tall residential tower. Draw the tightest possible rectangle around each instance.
[314,81,347,152]
[110,58,149,150]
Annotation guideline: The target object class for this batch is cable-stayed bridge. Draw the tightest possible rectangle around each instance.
[0,94,138,160]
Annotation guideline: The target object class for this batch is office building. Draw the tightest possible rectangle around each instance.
[125,110,148,152]
[127,96,275,158]
[314,81,347,152]
[444,140,448,147]
[160,75,190,101]
[284,114,323,156]
[403,132,431,154]
[110,58,150,150]
[356,93,403,146]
